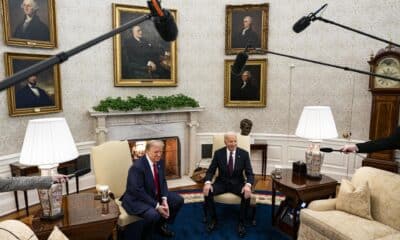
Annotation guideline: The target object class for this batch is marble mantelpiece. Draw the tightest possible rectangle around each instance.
[89,107,204,176]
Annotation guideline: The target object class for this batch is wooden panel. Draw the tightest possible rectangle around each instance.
[369,94,400,160]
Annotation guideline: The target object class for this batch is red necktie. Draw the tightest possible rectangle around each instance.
[228,151,234,175]
[153,163,161,199]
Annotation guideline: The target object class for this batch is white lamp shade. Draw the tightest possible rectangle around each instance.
[295,106,338,140]
[20,118,78,167]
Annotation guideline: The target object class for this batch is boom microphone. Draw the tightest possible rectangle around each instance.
[293,4,328,33]
[320,147,342,153]
[147,0,178,42]
[231,45,250,76]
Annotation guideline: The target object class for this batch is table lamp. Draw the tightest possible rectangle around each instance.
[295,106,338,179]
[19,118,78,219]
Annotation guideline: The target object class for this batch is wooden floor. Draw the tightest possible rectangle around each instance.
[0,175,272,222]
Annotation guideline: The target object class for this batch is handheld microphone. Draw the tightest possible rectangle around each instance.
[231,45,250,76]
[320,147,342,153]
[293,4,328,33]
[147,0,178,42]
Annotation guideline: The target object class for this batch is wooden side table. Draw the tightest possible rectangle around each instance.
[27,193,119,240]
[250,144,268,179]
[9,160,79,216]
[271,169,337,239]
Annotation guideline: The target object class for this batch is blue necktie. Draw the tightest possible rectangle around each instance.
[228,151,234,175]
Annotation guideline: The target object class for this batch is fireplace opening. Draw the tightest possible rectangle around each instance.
[127,136,181,180]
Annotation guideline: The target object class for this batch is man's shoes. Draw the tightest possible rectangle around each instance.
[207,218,217,232]
[238,222,246,238]
[158,223,175,238]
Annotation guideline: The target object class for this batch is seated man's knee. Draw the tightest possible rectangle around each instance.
[143,209,161,224]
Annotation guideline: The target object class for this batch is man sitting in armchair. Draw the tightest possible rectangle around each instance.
[202,132,254,238]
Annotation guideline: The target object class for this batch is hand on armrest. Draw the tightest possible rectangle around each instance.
[308,198,337,211]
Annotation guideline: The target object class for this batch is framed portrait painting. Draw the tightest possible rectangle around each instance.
[225,3,269,55]
[224,59,267,107]
[1,0,57,48]
[4,52,62,116]
[113,4,177,87]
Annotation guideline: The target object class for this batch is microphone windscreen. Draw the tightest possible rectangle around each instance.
[152,10,178,42]
[293,16,311,33]
[231,52,248,76]
[320,147,333,153]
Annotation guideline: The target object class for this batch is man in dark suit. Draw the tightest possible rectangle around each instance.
[203,132,254,238]
[340,126,400,153]
[15,75,53,109]
[122,25,170,79]
[122,140,184,239]
[232,16,260,49]
[13,0,50,41]
[231,70,259,101]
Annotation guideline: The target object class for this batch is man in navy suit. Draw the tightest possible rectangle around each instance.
[203,132,254,238]
[122,140,183,239]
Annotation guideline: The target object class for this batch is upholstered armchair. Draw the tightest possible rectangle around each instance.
[91,141,142,239]
[298,167,400,240]
[0,220,68,240]
[204,134,257,224]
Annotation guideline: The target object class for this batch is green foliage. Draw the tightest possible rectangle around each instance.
[93,94,200,112]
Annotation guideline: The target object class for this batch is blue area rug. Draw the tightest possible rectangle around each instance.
[152,202,290,240]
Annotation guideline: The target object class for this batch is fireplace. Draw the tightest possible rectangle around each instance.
[89,107,204,177]
[128,136,181,180]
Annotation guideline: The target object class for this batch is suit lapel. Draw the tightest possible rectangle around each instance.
[234,148,240,173]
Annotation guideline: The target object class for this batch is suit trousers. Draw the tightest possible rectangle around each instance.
[204,181,250,223]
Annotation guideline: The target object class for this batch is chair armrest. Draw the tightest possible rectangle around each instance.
[307,198,337,211]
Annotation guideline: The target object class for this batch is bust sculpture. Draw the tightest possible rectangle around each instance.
[240,118,253,136]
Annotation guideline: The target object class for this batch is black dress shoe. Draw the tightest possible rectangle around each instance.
[158,223,175,237]
[207,218,217,232]
[238,222,246,238]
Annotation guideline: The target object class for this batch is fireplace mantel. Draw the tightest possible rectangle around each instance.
[89,107,204,175]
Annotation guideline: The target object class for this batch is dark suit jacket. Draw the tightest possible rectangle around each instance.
[232,28,260,48]
[205,147,254,186]
[14,15,50,41]
[15,85,53,108]
[121,156,169,215]
[122,37,170,79]
[231,81,259,101]
[357,127,400,153]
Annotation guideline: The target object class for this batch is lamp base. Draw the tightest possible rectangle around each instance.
[39,210,64,221]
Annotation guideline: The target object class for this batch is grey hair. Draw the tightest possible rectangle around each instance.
[21,0,39,12]
[224,131,237,140]
[145,140,165,151]
[244,16,253,23]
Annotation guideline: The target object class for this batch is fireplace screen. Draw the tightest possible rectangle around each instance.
[127,136,181,180]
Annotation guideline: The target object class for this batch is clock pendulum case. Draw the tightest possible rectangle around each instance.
[365,44,400,172]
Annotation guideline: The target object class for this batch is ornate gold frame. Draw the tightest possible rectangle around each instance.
[224,59,267,107]
[225,3,269,55]
[4,52,62,116]
[113,4,177,87]
[1,0,57,48]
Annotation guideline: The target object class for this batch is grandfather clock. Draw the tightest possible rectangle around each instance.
[365,45,400,172]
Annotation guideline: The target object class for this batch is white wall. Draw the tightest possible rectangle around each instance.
[1,0,400,155]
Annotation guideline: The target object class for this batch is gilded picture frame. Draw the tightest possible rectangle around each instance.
[224,59,267,107]
[113,4,177,87]
[1,0,57,48]
[225,3,269,55]
[4,52,62,116]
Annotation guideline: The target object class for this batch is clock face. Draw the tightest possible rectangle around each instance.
[374,57,400,88]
